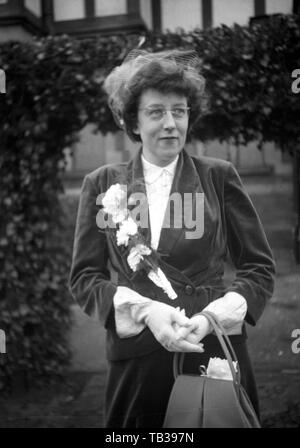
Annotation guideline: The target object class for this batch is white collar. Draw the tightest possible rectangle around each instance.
[141,154,179,184]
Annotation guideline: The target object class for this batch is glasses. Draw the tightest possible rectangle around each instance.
[139,107,190,121]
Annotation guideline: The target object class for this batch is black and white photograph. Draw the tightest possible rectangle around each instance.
[0,0,300,433]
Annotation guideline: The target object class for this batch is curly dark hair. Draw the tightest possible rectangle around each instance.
[104,51,208,143]
[122,59,207,142]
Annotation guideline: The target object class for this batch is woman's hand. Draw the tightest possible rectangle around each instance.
[174,314,212,344]
[141,302,204,353]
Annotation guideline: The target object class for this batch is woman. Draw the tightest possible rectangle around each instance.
[69,49,275,428]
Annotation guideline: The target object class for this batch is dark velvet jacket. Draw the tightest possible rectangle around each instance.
[69,149,275,361]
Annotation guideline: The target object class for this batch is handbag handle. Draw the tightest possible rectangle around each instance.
[173,310,241,387]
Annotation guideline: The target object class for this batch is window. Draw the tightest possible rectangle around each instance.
[53,0,85,21]
[213,0,254,27]
[24,0,42,17]
[266,0,293,15]
[95,0,127,17]
[162,0,202,31]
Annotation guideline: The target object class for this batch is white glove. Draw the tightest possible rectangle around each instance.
[136,301,204,353]
[174,291,247,342]
[175,313,212,344]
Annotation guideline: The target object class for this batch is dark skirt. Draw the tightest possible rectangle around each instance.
[104,334,259,428]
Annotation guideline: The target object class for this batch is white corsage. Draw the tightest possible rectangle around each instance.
[116,216,138,246]
[148,267,178,300]
[102,183,128,224]
[99,184,177,300]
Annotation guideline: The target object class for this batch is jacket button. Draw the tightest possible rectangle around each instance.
[185,285,194,295]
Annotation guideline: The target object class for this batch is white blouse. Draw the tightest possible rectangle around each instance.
[113,154,247,338]
[142,154,179,250]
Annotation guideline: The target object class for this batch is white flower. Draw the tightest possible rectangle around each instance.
[113,211,128,224]
[116,217,138,246]
[127,244,151,272]
[147,268,177,300]
[206,357,238,381]
[102,184,127,223]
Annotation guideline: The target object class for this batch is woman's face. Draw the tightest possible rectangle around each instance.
[134,89,189,167]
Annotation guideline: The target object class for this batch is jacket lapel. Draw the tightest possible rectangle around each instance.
[157,149,203,256]
[125,148,152,246]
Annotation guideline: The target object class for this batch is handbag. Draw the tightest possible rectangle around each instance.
[163,310,261,428]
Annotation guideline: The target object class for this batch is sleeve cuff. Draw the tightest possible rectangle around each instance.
[202,291,247,335]
[113,286,152,338]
